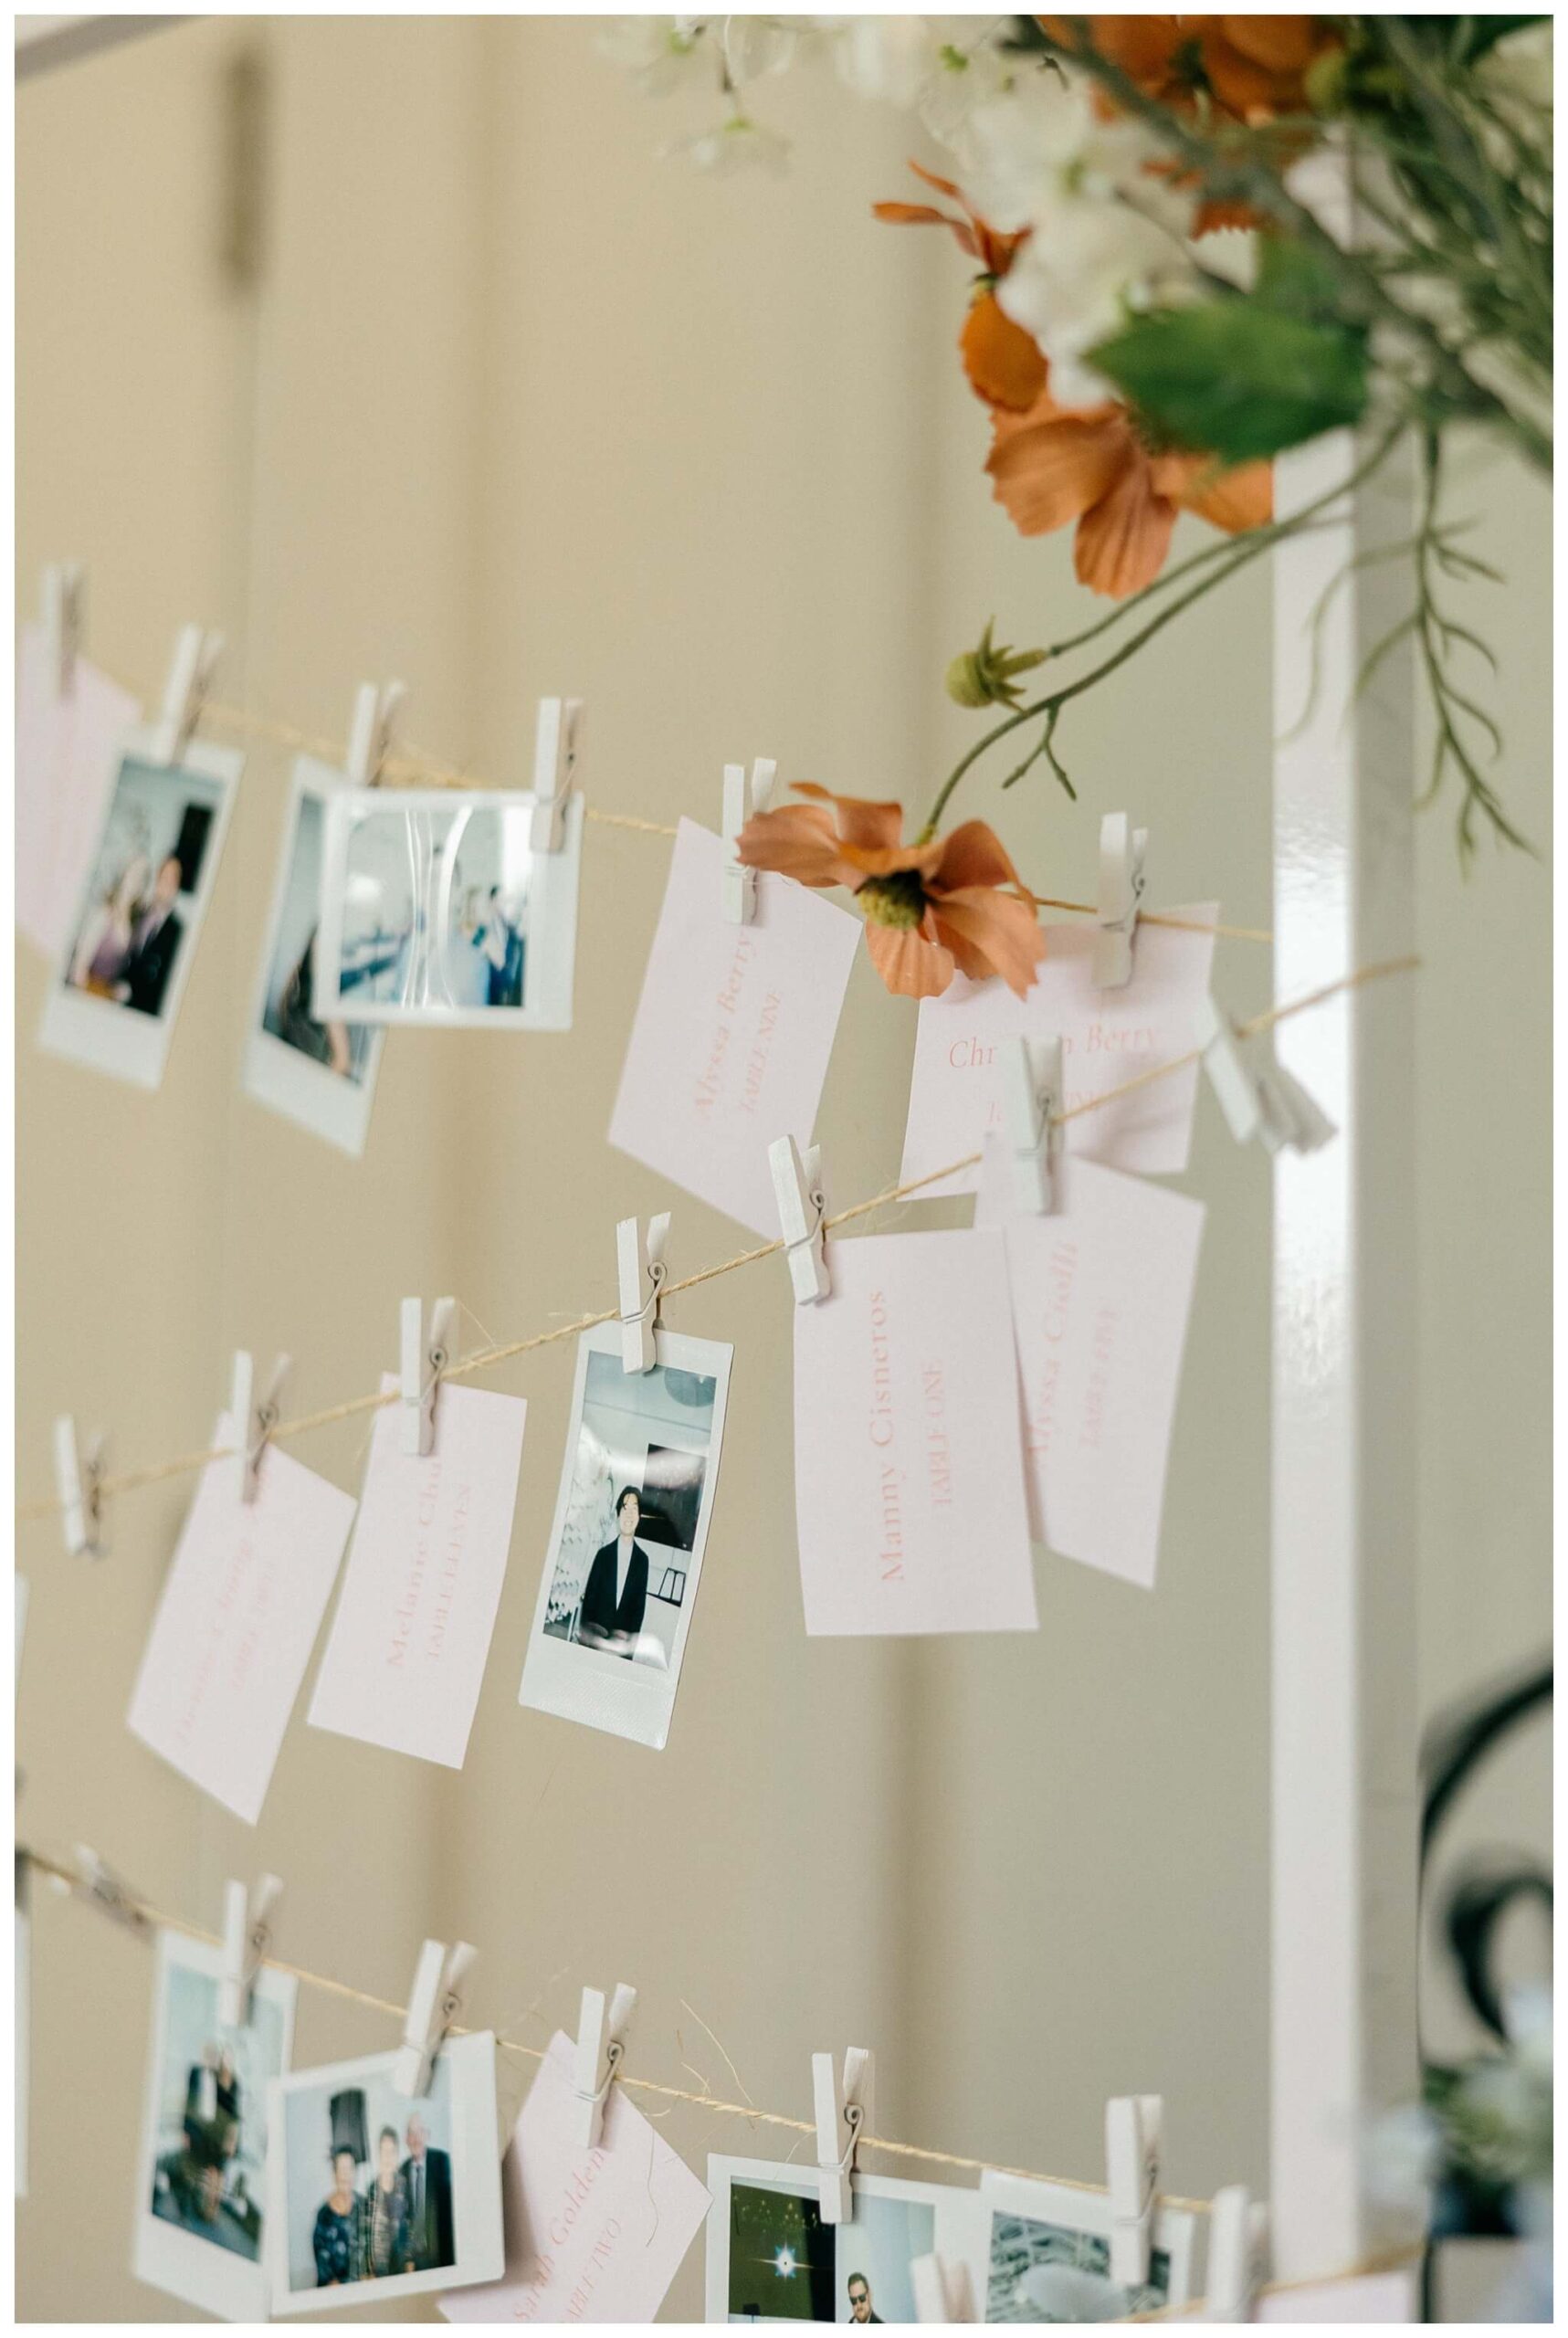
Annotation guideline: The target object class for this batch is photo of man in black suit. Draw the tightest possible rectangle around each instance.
[399,2111,454,2272]
[575,1487,649,1658]
[121,852,185,1018]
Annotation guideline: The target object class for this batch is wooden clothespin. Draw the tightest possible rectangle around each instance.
[393,1937,475,2097]
[58,1846,149,1936]
[1106,2093,1163,2288]
[1203,2185,1268,2322]
[217,1873,282,2028]
[229,1350,291,1504]
[911,2254,976,2323]
[721,757,777,923]
[147,622,224,769]
[616,1214,669,1375]
[572,1981,637,2150]
[1094,812,1148,989]
[769,1134,829,1303]
[52,1416,106,1558]
[530,697,584,855]
[998,1036,1063,1215]
[813,2047,873,2225]
[1196,997,1336,1156]
[40,561,85,700]
[400,1297,458,1457]
[344,678,406,788]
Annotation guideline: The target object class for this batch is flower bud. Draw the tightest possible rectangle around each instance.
[944,619,1047,710]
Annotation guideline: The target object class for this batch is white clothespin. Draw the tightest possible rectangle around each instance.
[1094,812,1148,989]
[229,1350,291,1504]
[40,561,85,700]
[911,2255,976,2323]
[813,2047,873,2225]
[769,1135,828,1303]
[998,1036,1063,1215]
[217,1873,282,2028]
[400,1297,458,1457]
[1196,997,1336,1156]
[721,756,777,922]
[1106,2093,1163,2288]
[344,678,406,787]
[616,1214,669,1375]
[56,1846,149,1936]
[572,1982,637,2149]
[530,696,584,854]
[393,1937,475,2097]
[52,1416,106,1558]
[1203,2185,1268,2322]
[147,622,224,768]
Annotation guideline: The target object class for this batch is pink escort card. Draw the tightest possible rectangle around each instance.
[793,1229,1037,1636]
[608,817,861,1235]
[15,625,140,960]
[127,1418,357,1825]
[441,2032,709,2326]
[308,1377,526,1768]
[977,1143,1205,1590]
[899,908,1219,1196]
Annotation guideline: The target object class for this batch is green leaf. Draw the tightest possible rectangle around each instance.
[1089,303,1370,463]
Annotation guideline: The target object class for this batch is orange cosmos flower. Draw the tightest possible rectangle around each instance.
[737,784,1047,1000]
[874,163,1047,412]
[987,375,1273,596]
[1038,16,1339,227]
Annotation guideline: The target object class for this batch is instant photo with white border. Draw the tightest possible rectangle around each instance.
[979,2164,1197,2322]
[266,2031,503,2316]
[314,786,582,1031]
[519,1322,732,1752]
[38,727,241,1089]
[133,1928,297,2323]
[705,2155,989,2325]
[243,756,386,1154]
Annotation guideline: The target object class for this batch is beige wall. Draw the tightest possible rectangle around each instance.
[16,19,1550,2322]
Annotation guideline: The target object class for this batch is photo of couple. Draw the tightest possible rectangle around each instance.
[63,759,218,1020]
[135,1934,295,2322]
[309,2101,453,2288]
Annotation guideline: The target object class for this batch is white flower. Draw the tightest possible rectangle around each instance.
[661,112,791,175]
[1479,20,1552,117]
[598,16,715,99]
[963,76,1197,406]
[721,16,804,85]
[823,14,1016,150]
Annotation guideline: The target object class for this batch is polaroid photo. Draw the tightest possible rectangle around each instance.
[266,2030,503,2316]
[243,756,386,1154]
[314,786,582,1031]
[133,1928,297,2322]
[979,2165,1197,2322]
[705,2157,988,2325]
[38,728,241,1089]
[518,1322,732,1752]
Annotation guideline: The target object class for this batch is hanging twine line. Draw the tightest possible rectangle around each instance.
[16,1842,1422,2318]
[15,953,1417,1527]
[191,690,1269,937]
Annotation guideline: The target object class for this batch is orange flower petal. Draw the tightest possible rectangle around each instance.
[1074,462,1178,598]
[906,158,964,204]
[735,804,857,888]
[863,917,956,1000]
[1218,16,1321,75]
[791,782,906,858]
[933,890,1047,999]
[1154,451,1274,533]
[837,838,945,880]
[986,411,1131,539]
[961,292,1048,413]
[931,818,1030,897]
[872,199,981,260]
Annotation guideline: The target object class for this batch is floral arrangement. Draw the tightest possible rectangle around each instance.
[604,16,1552,990]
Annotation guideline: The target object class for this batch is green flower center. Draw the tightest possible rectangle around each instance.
[858,870,928,931]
